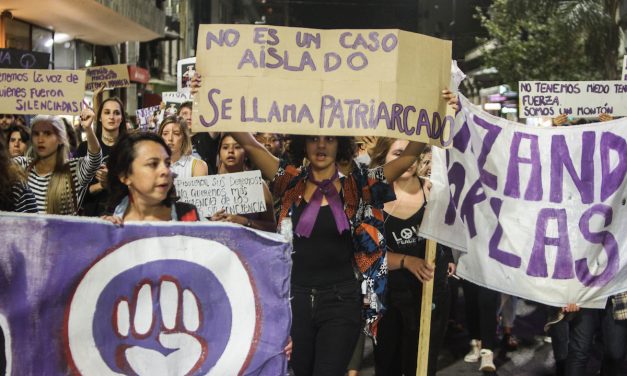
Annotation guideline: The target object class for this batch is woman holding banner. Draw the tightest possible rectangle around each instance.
[13,111,102,215]
[77,96,128,216]
[103,132,200,223]
[209,133,276,232]
[369,140,455,376]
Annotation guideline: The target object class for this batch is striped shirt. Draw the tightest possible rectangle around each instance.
[10,181,38,213]
[14,151,102,214]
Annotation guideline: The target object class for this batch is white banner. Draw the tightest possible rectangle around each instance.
[519,80,627,118]
[420,96,627,308]
[175,170,266,219]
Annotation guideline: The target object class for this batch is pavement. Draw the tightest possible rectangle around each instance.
[355,298,621,376]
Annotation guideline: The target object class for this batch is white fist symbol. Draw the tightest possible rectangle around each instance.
[115,279,206,376]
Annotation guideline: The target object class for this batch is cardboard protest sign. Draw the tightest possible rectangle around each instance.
[84,64,130,91]
[135,105,161,131]
[0,68,85,115]
[0,48,50,69]
[519,80,627,118]
[177,57,196,92]
[162,91,192,116]
[175,170,267,219]
[420,96,627,308]
[193,25,454,147]
[0,213,291,375]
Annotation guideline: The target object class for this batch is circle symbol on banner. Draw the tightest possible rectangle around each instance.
[66,236,257,375]
[400,228,413,240]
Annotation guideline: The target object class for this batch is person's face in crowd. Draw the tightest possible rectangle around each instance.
[161,122,183,156]
[121,140,173,207]
[8,131,28,157]
[0,114,15,130]
[305,136,338,171]
[32,122,61,159]
[178,107,192,125]
[385,139,417,179]
[219,135,245,170]
[418,151,432,177]
[100,100,123,133]
[256,133,283,157]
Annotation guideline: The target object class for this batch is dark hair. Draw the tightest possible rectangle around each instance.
[287,135,356,166]
[96,97,127,141]
[0,137,26,211]
[179,101,193,112]
[60,118,79,154]
[5,123,30,145]
[106,132,176,210]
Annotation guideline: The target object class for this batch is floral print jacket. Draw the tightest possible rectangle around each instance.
[271,159,395,338]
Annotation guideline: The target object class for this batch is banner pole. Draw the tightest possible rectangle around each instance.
[416,239,437,376]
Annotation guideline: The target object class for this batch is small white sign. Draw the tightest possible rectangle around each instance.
[519,80,627,118]
[175,170,266,219]
[177,57,196,92]
[162,91,192,116]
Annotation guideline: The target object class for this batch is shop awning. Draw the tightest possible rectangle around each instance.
[2,0,164,45]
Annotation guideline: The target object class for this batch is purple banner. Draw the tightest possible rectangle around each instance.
[0,213,291,375]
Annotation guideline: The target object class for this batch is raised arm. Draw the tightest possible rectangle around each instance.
[383,141,426,183]
[229,132,280,181]
[81,108,101,155]
[384,89,458,183]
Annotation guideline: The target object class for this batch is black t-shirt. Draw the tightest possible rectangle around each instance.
[291,202,355,287]
[77,141,112,216]
[384,206,451,301]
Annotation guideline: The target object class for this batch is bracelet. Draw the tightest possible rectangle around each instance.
[400,255,406,270]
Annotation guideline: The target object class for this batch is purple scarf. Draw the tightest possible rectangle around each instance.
[294,167,350,238]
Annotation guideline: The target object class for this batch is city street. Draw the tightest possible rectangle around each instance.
[353,299,615,376]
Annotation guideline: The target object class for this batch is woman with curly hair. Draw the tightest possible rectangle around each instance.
[230,95,455,374]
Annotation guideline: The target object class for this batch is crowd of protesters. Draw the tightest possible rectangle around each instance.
[0,77,625,376]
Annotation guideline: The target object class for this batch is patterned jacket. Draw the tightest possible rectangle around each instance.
[271,159,395,338]
[612,291,627,320]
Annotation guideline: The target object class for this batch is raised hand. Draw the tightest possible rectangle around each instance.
[80,108,96,130]
[115,279,206,376]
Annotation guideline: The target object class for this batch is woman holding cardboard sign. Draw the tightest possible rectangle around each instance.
[193,73,456,373]
[209,133,276,232]
[231,103,455,376]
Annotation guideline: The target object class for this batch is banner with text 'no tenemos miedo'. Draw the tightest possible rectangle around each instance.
[420,96,627,308]
[193,25,454,147]
[0,213,292,376]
